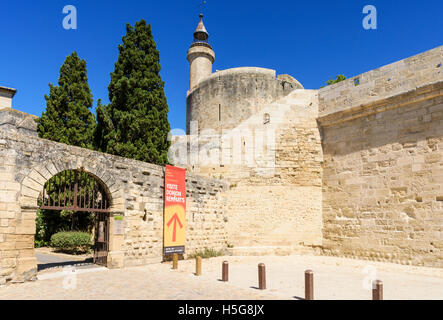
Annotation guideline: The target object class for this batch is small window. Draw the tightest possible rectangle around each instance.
[263,113,270,124]
[354,78,360,86]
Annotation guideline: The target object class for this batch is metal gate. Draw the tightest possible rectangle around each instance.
[39,169,110,266]
[93,212,109,266]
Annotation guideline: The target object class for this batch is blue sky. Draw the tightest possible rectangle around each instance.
[1,0,442,131]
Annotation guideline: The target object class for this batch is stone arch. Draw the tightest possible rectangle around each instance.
[19,159,125,212]
[13,157,125,282]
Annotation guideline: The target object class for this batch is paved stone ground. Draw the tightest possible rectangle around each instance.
[0,255,442,300]
[35,248,97,273]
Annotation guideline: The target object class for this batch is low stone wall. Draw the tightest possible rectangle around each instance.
[0,129,227,284]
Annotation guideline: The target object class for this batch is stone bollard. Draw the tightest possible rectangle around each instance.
[305,270,314,300]
[196,256,202,276]
[222,261,229,282]
[372,280,383,300]
[172,254,178,270]
[258,263,266,290]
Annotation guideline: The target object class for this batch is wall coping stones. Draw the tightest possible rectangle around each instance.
[318,45,443,120]
[0,108,38,137]
[187,67,303,96]
[318,80,443,127]
[0,129,228,190]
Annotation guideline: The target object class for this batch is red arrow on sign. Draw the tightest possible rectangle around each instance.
[167,213,183,242]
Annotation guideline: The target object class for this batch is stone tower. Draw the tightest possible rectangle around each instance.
[187,14,215,91]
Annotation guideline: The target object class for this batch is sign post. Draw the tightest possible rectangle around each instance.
[164,165,186,255]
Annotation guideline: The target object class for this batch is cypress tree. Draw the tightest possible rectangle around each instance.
[35,52,96,244]
[37,52,96,149]
[95,19,171,164]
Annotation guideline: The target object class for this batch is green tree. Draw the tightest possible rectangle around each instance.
[95,19,171,164]
[36,51,96,149]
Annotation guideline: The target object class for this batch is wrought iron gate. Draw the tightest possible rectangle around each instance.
[39,169,110,266]
[93,212,109,266]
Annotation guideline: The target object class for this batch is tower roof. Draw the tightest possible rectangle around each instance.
[193,14,209,42]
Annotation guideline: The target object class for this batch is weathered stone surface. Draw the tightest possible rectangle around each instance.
[0,108,37,137]
[184,45,442,267]
[318,45,443,120]
[0,129,228,284]
[320,67,443,268]
[186,67,303,135]
[182,89,324,253]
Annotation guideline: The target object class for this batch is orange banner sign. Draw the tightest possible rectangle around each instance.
[163,165,186,255]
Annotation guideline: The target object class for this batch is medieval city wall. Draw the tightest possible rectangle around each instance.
[319,45,442,120]
[184,89,323,255]
[2,41,442,287]
[0,126,228,284]
[318,45,443,267]
[225,90,323,255]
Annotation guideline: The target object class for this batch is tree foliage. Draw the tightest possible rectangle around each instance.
[36,52,96,149]
[95,19,171,165]
[325,74,347,86]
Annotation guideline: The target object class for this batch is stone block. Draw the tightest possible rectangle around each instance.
[27,169,48,186]
[15,219,35,235]
[19,196,38,207]
[1,250,19,258]
[20,185,39,199]
[0,211,15,219]
[15,240,34,249]
[0,181,20,191]
[1,258,16,268]
[0,191,17,203]
[22,178,43,192]
[16,257,37,281]
[107,251,125,269]
[45,162,59,177]
[0,227,15,234]
[19,249,35,258]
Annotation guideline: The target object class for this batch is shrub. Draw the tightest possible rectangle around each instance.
[188,248,225,259]
[50,231,92,254]
[34,208,94,248]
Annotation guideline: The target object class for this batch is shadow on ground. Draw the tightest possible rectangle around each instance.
[37,258,94,271]
[35,252,95,271]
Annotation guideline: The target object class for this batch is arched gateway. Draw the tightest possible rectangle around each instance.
[39,169,111,266]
